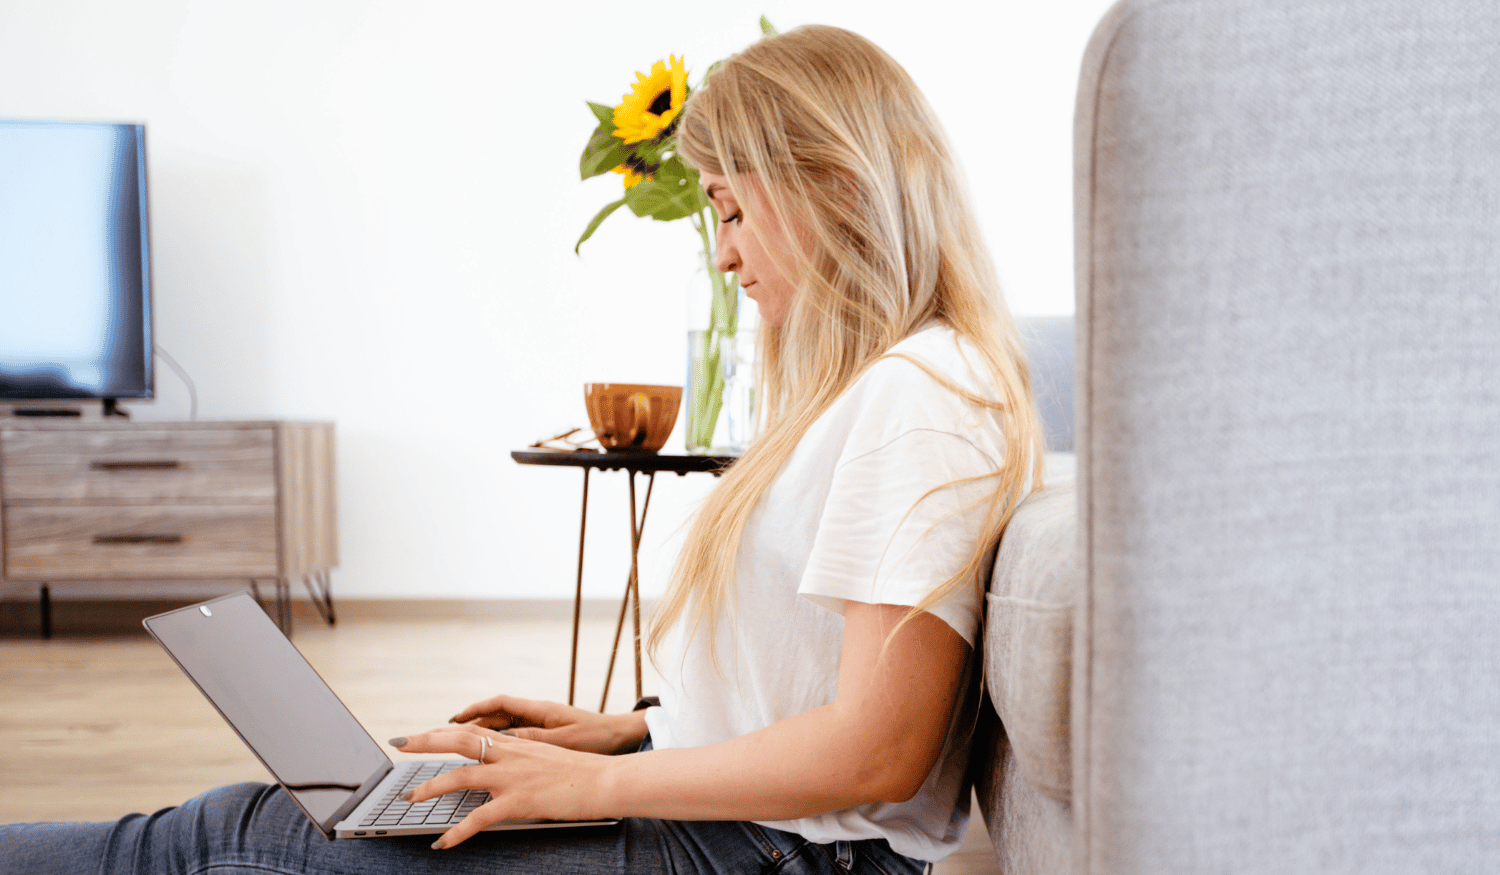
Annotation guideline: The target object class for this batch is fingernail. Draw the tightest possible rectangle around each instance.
[447,716,459,723]
[431,839,445,850]
[499,730,516,737]
[388,737,408,747]
[398,790,414,802]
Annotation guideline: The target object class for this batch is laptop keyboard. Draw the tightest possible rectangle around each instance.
[359,761,490,828]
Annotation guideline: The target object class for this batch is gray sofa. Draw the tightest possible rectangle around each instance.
[974,1,1500,872]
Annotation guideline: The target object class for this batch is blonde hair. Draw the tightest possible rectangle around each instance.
[649,24,1045,656]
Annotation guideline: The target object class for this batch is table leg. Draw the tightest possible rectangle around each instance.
[277,578,292,635]
[628,472,656,702]
[598,470,657,712]
[301,570,337,625]
[569,468,591,707]
[600,569,633,712]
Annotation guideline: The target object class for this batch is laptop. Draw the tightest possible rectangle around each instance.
[143,592,619,839]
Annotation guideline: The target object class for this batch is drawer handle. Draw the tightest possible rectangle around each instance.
[90,460,182,471]
[92,534,185,545]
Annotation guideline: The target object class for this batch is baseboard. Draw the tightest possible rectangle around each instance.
[0,596,650,638]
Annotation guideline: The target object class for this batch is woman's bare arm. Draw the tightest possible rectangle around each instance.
[396,601,969,848]
[600,603,967,818]
[447,693,649,755]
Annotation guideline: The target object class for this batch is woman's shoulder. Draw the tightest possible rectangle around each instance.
[828,324,1003,449]
[859,323,991,402]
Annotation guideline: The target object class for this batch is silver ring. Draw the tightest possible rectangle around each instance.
[475,735,489,764]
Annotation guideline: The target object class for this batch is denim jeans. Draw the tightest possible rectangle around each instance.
[0,780,926,875]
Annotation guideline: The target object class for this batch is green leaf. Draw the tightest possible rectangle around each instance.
[656,157,710,211]
[587,101,615,127]
[624,179,696,222]
[624,157,707,221]
[579,125,629,180]
[575,196,628,254]
[760,15,778,35]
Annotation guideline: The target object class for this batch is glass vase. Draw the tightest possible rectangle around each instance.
[686,328,757,455]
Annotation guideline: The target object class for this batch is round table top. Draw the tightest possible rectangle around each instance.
[510,449,737,475]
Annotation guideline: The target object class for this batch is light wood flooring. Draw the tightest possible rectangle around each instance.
[0,598,999,873]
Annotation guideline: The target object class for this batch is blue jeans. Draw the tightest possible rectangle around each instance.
[0,781,925,875]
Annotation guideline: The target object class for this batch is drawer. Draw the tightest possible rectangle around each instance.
[1,429,276,503]
[4,505,279,579]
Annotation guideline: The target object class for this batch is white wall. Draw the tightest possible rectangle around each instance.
[0,0,1115,601]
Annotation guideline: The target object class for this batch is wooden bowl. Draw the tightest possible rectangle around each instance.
[583,384,682,452]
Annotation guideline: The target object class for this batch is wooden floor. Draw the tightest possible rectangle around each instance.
[0,598,999,873]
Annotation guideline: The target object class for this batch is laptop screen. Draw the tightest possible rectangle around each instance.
[144,593,391,830]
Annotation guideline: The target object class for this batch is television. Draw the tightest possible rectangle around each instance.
[0,120,154,405]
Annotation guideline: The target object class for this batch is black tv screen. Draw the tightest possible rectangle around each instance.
[0,120,153,400]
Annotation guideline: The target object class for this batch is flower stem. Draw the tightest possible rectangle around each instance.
[688,209,735,451]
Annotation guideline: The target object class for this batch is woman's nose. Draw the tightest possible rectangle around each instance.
[714,233,739,275]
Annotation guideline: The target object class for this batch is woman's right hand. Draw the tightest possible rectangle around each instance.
[448,694,648,755]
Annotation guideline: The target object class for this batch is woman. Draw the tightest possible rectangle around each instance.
[0,24,1042,875]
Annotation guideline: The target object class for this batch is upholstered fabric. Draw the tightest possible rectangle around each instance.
[1017,317,1076,453]
[1073,1,1500,872]
[984,483,1081,803]
[974,712,1074,875]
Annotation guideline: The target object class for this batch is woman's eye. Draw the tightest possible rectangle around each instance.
[720,212,742,225]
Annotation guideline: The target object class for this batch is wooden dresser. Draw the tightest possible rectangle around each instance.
[0,420,337,636]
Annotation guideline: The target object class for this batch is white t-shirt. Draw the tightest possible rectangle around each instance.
[644,324,1011,862]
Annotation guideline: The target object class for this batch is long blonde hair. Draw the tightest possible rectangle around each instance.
[649,24,1044,655]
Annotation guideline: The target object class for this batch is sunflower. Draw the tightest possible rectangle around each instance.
[612,164,646,189]
[611,152,661,189]
[613,55,688,144]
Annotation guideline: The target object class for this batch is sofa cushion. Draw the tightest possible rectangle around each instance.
[985,481,1080,803]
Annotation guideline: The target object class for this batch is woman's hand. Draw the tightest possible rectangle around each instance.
[390,724,618,850]
[448,694,647,755]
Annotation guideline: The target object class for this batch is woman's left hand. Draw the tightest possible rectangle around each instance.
[389,723,618,849]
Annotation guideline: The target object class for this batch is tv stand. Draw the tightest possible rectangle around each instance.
[10,408,83,418]
[0,420,338,637]
[101,398,129,418]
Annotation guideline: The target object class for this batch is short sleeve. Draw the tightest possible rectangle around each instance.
[797,426,1000,646]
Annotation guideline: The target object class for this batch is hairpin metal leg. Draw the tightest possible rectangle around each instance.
[600,568,633,713]
[301,571,336,626]
[600,470,656,711]
[276,578,292,635]
[569,468,591,707]
[629,472,656,702]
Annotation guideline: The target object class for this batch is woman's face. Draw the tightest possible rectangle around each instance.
[700,171,801,327]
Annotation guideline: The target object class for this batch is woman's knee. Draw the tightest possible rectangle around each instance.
[154,782,308,865]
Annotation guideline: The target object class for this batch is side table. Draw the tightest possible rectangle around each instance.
[511,449,734,710]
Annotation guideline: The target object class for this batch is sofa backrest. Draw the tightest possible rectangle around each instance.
[1073,0,1500,872]
[1018,315,1077,454]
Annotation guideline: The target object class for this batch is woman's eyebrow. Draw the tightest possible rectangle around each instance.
[704,183,726,199]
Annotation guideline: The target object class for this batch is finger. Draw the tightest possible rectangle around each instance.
[451,694,545,727]
[390,726,501,760]
[505,725,577,748]
[448,693,513,725]
[432,798,513,850]
[502,725,544,743]
[401,764,482,806]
